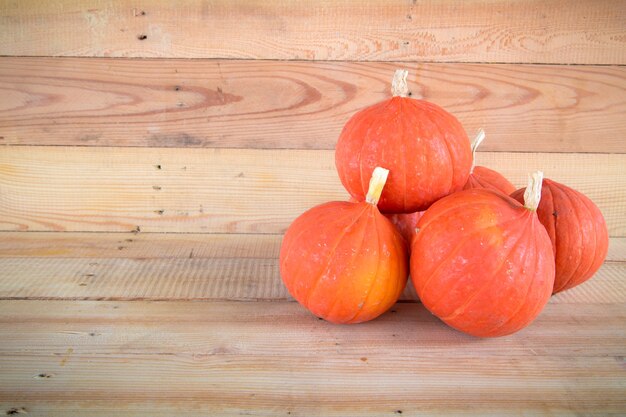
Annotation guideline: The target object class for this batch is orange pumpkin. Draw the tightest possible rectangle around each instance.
[411,172,555,337]
[386,212,423,245]
[463,129,516,195]
[511,178,608,294]
[335,70,472,213]
[349,196,422,246]
[280,168,408,324]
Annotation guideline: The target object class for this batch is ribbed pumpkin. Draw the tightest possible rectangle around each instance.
[411,172,555,337]
[280,168,408,324]
[511,178,608,294]
[463,129,516,195]
[387,212,423,245]
[335,70,472,213]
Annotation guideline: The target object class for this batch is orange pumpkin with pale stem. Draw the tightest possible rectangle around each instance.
[463,129,516,195]
[511,178,608,294]
[280,168,408,324]
[411,172,555,337]
[335,70,472,213]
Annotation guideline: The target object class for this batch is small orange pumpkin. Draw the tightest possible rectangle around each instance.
[511,178,608,294]
[335,70,472,213]
[386,212,423,245]
[411,172,555,337]
[463,130,516,195]
[280,168,408,324]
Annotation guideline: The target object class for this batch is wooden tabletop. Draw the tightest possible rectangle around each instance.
[1,1,625,415]
[0,233,624,416]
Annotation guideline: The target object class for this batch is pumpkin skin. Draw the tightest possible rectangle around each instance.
[280,186,408,324]
[411,188,555,337]
[510,179,608,294]
[387,212,424,245]
[349,195,423,245]
[464,165,516,195]
[335,71,472,213]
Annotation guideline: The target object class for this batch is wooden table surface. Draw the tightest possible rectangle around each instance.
[1,1,625,415]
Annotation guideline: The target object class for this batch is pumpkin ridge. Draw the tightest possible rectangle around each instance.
[346,209,382,323]
[417,197,488,232]
[304,204,370,308]
[481,217,542,336]
[417,209,526,299]
[580,191,607,279]
[437,213,532,320]
[566,182,600,288]
[517,219,554,327]
[411,99,455,197]
[280,203,357,268]
[550,181,581,291]
[357,100,396,197]
[324,208,375,323]
[399,99,408,212]
[433,113,456,194]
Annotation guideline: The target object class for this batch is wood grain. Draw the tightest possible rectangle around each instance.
[0,232,282,259]
[0,300,624,358]
[0,301,624,416]
[1,0,625,64]
[2,58,626,153]
[0,256,622,303]
[2,233,623,262]
[0,146,624,235]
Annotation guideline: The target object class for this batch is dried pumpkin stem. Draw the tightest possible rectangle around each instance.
[523,171,544,211]
[470,128,485,174]
[365,167,390,206]
[391,69,409,97]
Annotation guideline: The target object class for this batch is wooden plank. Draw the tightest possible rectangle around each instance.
[0,300,624,358]
[2,58,626,153]
[0,232,282,259]
[0,301,624,416]
[1,0,625,64]
[1,147,625,235]
[1,354,623,416]
[2,233,624,262]
[0,256,622,303]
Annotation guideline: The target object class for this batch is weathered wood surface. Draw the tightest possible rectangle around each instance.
[2,58,626,153]
[1,0,625,64]
[0,301,624,416]
[2,233,624,262]
[0,255,622,304]
[1,147,624,235]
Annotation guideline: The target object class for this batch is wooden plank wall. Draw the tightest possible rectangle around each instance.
[1,1,625,415]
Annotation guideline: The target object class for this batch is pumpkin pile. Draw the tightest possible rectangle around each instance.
[279,70,608,336]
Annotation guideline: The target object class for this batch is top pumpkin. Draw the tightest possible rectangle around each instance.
[335,70,472,213]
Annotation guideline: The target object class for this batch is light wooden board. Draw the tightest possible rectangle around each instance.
[0,232,282,259]
[0,147,624,235]
[1,233,624,262]
[2,58,626,153]
[0,255,622,304]
[0,301,624,416]
[0,300,624,358]
[1,0,625,64]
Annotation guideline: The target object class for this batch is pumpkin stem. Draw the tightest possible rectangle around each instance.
[391,69,409,98]
[523,171,544,211]
[365,167,390,206]
[470,128,486,174]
